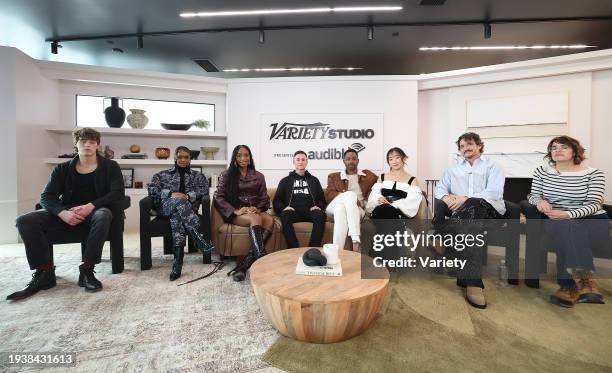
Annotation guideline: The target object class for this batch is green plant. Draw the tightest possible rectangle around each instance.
[192,119,210,129]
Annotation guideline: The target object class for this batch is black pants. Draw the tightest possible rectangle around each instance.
[433,198,502,288]
[15,208,113,270]
[279,208,326,248]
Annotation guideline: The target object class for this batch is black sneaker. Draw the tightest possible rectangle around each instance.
[6,268,56,301]
[78,264,102,292]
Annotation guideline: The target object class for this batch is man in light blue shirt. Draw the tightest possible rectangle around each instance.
[433,132,506,309]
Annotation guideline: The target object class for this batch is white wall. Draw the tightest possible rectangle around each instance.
[591,70,612,202]
[418,67,612,202]
[0,47,18,243]
[226,78,419,187]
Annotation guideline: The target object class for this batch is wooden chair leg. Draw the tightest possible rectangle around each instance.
[140,234,153,270]
[163,235,173,255]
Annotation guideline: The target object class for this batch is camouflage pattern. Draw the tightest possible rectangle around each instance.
[148,167,209,248]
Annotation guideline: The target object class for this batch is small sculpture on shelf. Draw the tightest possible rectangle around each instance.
[130,144,141,153]
[103,145,115,159]
[127,109,148,129]
[201,146,219,160]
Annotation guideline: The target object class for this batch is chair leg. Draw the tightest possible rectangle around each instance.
[80,242,86,262]
[110,236,124,274]
[163,235,173,255]
[140,234,152,270]
[203,250,212,264]
[187,236,197,253]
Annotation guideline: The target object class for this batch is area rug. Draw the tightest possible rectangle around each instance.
[263,274,612,373]
[1,243,279,372]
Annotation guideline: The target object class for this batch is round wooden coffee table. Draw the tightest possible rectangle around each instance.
[249,247,389,343]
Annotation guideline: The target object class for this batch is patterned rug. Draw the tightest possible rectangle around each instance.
[1,241,279,372]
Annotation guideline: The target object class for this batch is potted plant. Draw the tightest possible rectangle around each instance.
[191,119,210,130]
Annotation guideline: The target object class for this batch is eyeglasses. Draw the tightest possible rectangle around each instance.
[549,144,570,152]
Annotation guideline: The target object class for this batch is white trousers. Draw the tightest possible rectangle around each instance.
[325,191,365,250]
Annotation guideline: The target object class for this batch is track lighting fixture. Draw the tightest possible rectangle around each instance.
[51,41,58,54]
[137,35,144,49]
[367,26,373,40]
[484,23,492,39]
[259,30,265,44]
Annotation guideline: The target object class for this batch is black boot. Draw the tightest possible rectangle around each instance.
[249,225,266,258]
[6,268,56,301]
[78,264,102,292]
[169,247,184,281]
[227,226,266,282]
[188,229,215,254]
[262,229,272,245]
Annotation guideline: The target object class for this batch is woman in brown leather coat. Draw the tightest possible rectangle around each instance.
[214,145,274,281]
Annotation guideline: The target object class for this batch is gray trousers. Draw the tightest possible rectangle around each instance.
[16,208,113,269]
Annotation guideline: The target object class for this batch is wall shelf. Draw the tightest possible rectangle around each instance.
[44,158,227,166]
[45,126,227,139]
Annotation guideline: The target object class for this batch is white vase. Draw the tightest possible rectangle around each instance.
[127,109,148,129]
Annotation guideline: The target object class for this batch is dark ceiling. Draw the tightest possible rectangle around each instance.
[2,0,612,78]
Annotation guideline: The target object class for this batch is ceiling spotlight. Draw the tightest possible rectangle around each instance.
[419,45,595,51]
[51,41,59,54]
[259,30,265,44]
[368,26,374,40]
[180,6,403,17]
[484,23,492,39]
[137,35,144,49]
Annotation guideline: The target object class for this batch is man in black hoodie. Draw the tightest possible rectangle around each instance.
[273,150,326,248]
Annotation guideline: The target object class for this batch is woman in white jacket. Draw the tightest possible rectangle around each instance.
[366,147,423,220]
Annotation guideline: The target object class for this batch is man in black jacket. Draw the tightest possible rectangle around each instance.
[7,128,125,301]
[273,150,326,248]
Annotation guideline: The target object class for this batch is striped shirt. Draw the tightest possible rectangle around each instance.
[527,165,606,218]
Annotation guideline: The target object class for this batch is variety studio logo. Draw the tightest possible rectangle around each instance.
[268,122,375,140]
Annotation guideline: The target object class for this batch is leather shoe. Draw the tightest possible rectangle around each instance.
[189,229,215,254]
[465,286,487,309]
[78,264,102,292]
[6,268,56,301]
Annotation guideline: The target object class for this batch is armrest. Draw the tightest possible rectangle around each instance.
[603,204,612,220]
[503,200,520,219]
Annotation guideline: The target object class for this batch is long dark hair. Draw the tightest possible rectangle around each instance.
[225,145,256,208]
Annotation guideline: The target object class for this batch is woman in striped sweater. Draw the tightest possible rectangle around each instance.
[528,135,609,307]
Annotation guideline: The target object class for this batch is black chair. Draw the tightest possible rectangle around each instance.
[34,196,131,274]
[139,195,212,270]
[520,201,612,282]
[432,199,521,282]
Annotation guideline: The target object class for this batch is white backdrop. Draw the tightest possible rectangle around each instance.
[259,113,384,170]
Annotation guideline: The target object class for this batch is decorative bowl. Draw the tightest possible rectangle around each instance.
[161,123,192,131]
[201,146,220,160]
[155,147,171,159]
[189,150,200,160]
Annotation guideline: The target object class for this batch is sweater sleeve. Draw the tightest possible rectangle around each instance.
[527,167,544,205]
[40,164,67,216]
[568,170,605,218]
[392,185,424,218]
[366,182,382,215]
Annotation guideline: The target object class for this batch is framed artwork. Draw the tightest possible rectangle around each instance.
[121,168,134,188]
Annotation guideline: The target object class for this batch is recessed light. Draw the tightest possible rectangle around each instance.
[223,67,363,72]
[180,6,402,18]
[419,45,595,51]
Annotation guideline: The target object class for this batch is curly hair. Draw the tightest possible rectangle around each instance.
[72,127,101,146]
[544,135,586,166]
[456,132,484,153]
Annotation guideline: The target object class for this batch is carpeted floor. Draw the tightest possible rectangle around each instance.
[3,236,612,372]
[263,273,612,373]
[1,237,279,372]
